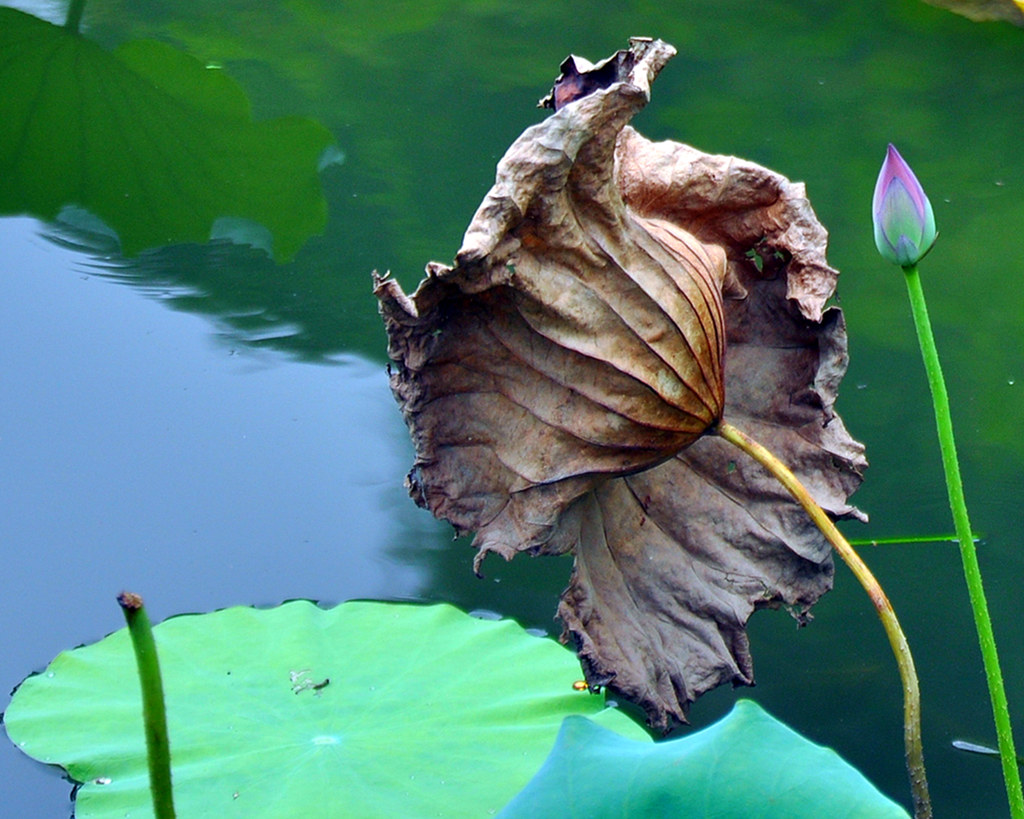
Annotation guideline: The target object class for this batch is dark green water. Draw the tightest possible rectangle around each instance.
[2,0,1024,815]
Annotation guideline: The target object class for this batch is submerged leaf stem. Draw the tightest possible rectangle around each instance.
[716,420,930,819]
[902,264,1024,819]
[63,0,86,33]
[118,591,177,819]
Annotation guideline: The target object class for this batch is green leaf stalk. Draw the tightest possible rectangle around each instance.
[63,0,85,32]
[902,264,1023,819]
[118,591,177,819]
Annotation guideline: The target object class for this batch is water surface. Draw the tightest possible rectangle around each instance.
[3,1,1024,816]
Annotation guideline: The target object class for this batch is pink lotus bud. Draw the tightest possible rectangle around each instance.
[873,144,937,267]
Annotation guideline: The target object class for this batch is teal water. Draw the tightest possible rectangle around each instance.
[3,0,1024,815]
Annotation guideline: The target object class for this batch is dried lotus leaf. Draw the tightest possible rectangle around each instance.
[376,38,865,728]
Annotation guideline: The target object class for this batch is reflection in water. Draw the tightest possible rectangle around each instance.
[0,215,437,609]
[0,214,454,816]
[0,6,337,262]
[43,195,387,361]
[55,230,324,356]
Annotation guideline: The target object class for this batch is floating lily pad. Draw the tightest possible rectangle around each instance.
[498,699,910,818]
[0,8,334,261]
[4,600,646,818]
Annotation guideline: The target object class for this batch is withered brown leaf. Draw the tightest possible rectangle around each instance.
[375,38,866,730]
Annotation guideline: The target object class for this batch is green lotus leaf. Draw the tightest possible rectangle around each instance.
[4,600,646,818]
[0,8,335,261]
[498,698,910,818]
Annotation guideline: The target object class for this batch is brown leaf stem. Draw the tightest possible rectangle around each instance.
[716,421,930,819]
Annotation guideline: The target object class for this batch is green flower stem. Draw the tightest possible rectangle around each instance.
[903,264,1024,818]
[716,420,931,819]
[118,592,177,819]
[63,0,86,33]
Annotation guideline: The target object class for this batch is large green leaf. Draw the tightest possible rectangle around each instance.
[0,8,334,261]
[4,600,646,818]
[498,698,910,818]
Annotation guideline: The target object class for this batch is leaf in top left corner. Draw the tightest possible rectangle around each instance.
[0,8,337,262]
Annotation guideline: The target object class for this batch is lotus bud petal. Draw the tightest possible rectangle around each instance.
[872,144,937,267]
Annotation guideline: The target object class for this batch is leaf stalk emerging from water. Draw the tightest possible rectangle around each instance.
[118,591,177,819]
[716,420,931,819]
[63,0,86,33]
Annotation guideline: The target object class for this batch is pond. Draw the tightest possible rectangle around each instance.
[2,0,1024,816]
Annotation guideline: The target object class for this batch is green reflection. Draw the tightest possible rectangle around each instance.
[0,7,334,262]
